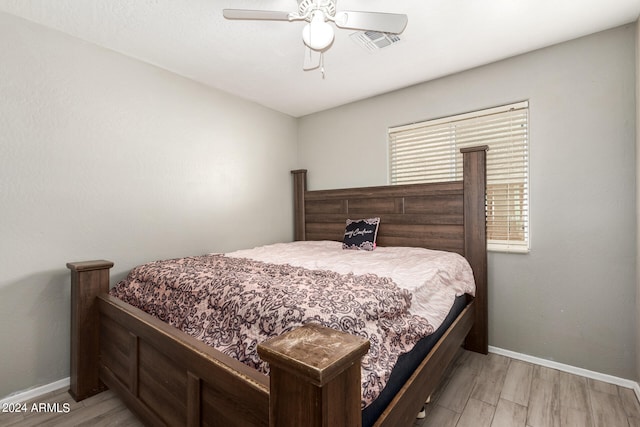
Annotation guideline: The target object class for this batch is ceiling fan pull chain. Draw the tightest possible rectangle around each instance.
[320,52,326,79]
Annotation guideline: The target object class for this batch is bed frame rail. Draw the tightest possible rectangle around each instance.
[375,303,475,426]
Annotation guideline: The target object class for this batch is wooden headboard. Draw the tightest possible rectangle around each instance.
[291,178,466,254]
[291,145,488,353]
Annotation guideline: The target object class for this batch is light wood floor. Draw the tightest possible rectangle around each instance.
[415,349,640,427]
[2,349,638,426]
[0,389,143,427]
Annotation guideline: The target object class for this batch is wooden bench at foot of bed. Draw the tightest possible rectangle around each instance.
[67,145,488,427]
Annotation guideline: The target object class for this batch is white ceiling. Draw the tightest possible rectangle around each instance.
[1,0,639,117]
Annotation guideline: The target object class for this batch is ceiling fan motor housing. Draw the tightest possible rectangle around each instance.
[298,0,336,18]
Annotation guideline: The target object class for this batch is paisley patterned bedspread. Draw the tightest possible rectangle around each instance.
[109,244,475,408]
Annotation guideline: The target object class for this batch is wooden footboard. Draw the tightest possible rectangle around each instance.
[98,294,270,426]
[68,261,270,425]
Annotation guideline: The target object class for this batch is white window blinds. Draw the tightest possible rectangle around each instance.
[389,101,529,253]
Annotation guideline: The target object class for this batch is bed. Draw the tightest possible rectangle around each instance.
[67,145,488,427]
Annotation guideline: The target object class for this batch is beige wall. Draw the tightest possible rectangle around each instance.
[299,24,638,379]
[0,12,298,398]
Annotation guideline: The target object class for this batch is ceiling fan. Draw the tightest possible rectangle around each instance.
[223,0,408,73]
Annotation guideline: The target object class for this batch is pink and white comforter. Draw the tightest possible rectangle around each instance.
[109,241,475,407]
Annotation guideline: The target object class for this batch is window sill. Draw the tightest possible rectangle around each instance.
[488,244,529,254]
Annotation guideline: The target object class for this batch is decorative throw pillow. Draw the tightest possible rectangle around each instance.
[342,217,380,251]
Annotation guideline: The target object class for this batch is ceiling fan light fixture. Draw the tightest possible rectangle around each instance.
[302,11,334,51]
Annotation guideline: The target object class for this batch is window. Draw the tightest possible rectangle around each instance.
[388,101,529,253]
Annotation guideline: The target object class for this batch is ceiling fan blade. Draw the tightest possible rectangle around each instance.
[334,11,408,34]
[223,9,291,21]
[303,47,321,71]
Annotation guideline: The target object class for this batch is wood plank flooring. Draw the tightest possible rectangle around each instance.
[0,389,143,427]
[415,349,640,427]
[1,349,638,426]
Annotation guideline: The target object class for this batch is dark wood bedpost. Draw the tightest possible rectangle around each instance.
[67,260,113,401]
[291,169,307,241]
[258,323,370,427]
[461,146,489,354]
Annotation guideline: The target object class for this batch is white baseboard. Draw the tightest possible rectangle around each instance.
[0,377,70,405]
[489,346,640,397]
